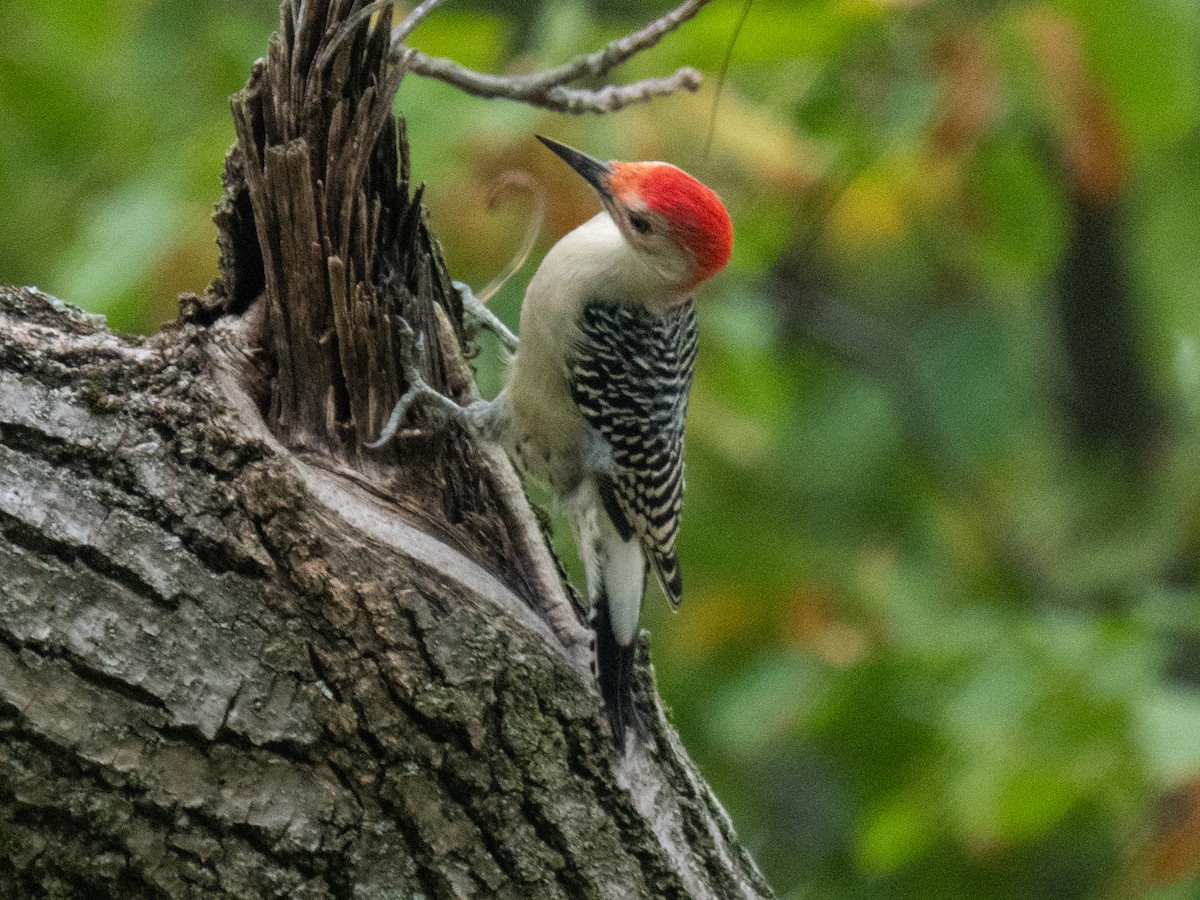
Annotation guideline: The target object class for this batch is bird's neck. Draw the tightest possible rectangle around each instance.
[547,212,693,311]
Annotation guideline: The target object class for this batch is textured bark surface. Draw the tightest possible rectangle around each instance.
[0,1,772,897]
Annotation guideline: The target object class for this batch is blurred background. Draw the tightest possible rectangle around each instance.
[4,1,1200,896]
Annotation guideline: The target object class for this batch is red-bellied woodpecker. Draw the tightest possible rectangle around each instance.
[371,136,733,746]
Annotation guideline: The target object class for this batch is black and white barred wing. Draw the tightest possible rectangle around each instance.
[569,299,698,607]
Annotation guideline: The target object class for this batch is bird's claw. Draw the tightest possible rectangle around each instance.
[365,315,463,449]
[454,280,519,352]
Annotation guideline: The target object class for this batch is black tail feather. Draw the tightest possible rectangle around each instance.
[591,589,636,747]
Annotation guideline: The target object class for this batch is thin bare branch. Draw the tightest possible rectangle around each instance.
[407,52,703,113]
[392,0,448,44]
[543,68,705,114]
[402,0,715,113]
[499,0,714,91]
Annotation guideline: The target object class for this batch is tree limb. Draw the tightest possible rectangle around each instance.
[0,284,772,898]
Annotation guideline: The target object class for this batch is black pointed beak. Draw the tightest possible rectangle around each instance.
[537,135,614,202]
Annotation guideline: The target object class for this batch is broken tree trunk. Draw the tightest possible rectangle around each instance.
[0,2,771,898]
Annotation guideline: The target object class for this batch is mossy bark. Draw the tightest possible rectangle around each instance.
[0,1,772,897]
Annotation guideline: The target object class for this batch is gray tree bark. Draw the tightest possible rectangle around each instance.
[0,2,772,898]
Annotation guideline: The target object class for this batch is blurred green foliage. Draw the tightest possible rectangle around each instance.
[4,1,1200,897]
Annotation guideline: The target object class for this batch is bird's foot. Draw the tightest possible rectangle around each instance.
[454,280,519,353]
[366,317,466,449]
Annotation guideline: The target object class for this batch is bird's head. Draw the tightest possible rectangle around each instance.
[537,135,733,294]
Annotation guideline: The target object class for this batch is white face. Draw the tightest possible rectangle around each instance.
[607,197,694,292]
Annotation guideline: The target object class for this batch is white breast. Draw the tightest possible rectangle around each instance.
[500,211,689,494]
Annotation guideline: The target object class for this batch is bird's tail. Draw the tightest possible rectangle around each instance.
[590,587,636,746]
[570,481,644,747]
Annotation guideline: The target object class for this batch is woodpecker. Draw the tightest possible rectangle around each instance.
[505,136,731,742]
[371,136,732,745]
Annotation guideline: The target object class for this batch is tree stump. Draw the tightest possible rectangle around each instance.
[0,2,771,897]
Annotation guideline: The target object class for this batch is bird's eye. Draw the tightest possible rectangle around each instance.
[629,213,652,234]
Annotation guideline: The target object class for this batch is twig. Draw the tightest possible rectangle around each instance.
[403,0,715,114]
[407,53,703,113]
[392,0,448,43]
[703,0,753,158]
[486,0,713,92]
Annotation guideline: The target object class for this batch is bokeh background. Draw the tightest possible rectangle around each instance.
[4,1,1200,897]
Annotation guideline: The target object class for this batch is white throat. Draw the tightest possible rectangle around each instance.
[533,212,692,311]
